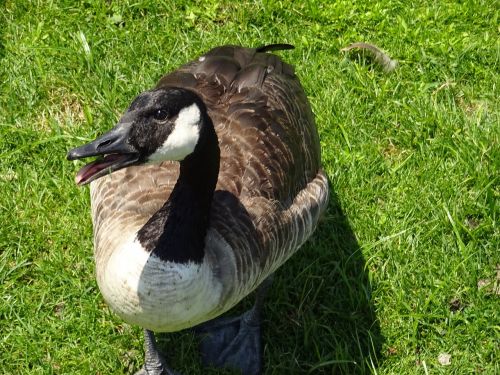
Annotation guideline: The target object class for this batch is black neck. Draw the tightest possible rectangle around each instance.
[137,114,220,263]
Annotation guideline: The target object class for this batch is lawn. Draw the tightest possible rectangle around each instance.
[0,1,498,374]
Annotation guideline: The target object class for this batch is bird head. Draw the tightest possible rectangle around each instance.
[67,88,205,185]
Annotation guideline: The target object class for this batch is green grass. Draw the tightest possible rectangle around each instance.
[1,1,498,374]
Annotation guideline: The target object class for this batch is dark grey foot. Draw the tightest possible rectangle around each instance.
[196,309,262,375]
[195,275,274,375]
[134,330,181,375]
[134,364,180,375]
[134,367,180,375]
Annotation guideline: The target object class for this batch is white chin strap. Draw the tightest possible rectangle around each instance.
[148,103,201,162]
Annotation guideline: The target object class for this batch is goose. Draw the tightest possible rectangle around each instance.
[67,44,329,375]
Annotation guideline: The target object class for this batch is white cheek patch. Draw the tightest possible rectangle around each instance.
[148,103,201,162]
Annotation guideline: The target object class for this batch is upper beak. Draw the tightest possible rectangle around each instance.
[67,122,136,161]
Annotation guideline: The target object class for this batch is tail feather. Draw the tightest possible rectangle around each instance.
[256,44,295,53]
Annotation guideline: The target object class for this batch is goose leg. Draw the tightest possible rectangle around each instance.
[134,330,181,375]
[196,275,274,375]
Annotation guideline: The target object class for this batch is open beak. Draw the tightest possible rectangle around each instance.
[67,123,139,185]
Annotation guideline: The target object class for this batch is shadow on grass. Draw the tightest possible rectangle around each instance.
[279,185,383,374]
[154,183,383,374]
[258,180,383,374]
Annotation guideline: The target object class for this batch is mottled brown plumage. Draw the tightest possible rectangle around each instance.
[89,45,329,324]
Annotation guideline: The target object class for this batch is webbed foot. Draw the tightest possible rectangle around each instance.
[196,308,262,375]
[195,275,274,375]
[134,366,180,375]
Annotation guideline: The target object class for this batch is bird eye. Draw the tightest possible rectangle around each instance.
[153,109,169,121]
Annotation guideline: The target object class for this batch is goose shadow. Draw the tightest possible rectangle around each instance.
[145,185,382,374]
[265,184,384,374]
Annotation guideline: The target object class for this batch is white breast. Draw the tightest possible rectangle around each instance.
[97,235,223,332]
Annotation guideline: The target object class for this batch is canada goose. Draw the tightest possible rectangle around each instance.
[67,44,329,375]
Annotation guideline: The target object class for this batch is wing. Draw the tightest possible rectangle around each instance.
[156,45,321,201]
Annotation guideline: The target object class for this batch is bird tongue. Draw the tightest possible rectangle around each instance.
[75,154,129,185]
